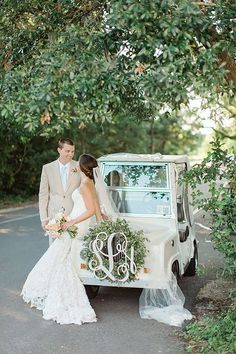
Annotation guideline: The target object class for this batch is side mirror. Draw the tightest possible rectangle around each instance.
[177,195,182,203]
[177,202,185,222]
[179,226,189,242]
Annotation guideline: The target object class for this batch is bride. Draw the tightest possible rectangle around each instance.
[21,154,103,325]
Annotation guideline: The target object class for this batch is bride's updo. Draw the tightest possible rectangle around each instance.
[79,153,98,181]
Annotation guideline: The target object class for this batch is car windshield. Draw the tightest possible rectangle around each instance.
[102,163,171,216]
[104,164,168,188]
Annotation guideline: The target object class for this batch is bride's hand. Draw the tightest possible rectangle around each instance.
[61,220,74,231]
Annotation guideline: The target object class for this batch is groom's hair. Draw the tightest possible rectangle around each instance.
[58,138,74,149]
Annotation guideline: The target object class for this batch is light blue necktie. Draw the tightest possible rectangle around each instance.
[61,165,67,191]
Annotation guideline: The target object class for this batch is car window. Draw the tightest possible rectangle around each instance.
[109,190,171,215]
[102,163,171,216]
[103,164,168,189]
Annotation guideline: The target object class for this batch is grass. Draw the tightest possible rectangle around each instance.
[0,194,38,210]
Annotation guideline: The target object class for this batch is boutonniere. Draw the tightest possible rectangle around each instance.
[71,167,78,173]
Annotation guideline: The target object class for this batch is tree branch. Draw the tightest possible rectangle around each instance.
[195,2,216,6]
[218,52,236,86]
[195,1,236,87]
[13,143,28,176]
[213,128,236,140]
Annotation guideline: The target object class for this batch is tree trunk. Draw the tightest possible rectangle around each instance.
[218,52,236,86]
[149,118,155,153]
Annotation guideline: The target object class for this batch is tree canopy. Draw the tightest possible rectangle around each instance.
[0,0,236,137]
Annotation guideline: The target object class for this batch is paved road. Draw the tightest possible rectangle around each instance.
[0,206,223,354]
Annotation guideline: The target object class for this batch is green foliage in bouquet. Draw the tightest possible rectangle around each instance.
[81,218,148,283]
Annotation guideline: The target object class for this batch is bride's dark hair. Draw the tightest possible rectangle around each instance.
[79,154,98,181]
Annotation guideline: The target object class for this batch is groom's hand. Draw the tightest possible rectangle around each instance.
[41,220,49,231]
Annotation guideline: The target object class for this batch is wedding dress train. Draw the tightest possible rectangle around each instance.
[21,189,96,325]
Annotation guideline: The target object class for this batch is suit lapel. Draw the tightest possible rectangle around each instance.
[65,161,77,192]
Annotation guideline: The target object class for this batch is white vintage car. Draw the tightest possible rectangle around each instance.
[79,153,198,298]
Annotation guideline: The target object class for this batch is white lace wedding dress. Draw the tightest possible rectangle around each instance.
[21,189,97,325]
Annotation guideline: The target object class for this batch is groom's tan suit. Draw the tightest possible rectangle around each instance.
[39,159,80,244]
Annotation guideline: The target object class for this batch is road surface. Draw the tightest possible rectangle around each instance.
[0,205,223,354]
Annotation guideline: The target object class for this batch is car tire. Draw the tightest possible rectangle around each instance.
[184,243,198,276]
[85,285,100,299]
[172,260,180,280]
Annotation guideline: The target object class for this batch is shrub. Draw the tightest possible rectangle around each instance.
[184,138,236,280]
[184,307,236,353]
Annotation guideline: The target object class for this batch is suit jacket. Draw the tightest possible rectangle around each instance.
[39,159,81,222]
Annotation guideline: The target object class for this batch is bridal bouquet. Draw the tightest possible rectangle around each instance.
[45,210,78,239]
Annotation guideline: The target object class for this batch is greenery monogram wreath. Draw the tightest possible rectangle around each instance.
[81,219,148,283]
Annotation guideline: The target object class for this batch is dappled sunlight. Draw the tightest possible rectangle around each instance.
[17,226,36,236]
[14,226,41,238]
[1,306,30,322]
[19,226,36,233]
[0,228,13,234]
[1,287,43,321]
[2,287,19,296]
[0,225,40,237]
[1,289,29,322]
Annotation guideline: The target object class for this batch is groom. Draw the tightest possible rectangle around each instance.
[39,138,81,245]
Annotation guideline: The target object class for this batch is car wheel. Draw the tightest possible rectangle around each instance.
[85,285,100,299]
[172,260,180,280]
[184,243,198,276]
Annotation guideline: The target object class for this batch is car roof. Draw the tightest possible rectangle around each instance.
[98,153,189,164]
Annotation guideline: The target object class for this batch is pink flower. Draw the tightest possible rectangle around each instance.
[45,223,60,232]
[45,211,78,239]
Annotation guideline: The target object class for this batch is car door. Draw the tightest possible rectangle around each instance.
[176,163,193,268]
